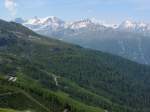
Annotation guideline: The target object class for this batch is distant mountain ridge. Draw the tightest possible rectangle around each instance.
[14,17,150,65]
[14,17,150,33]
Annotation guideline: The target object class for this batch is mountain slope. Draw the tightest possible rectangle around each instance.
[17,17,150,65]
[0,72,104,112]
[1,19,150,112]
[0,108,22,112]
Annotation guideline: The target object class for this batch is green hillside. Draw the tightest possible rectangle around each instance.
[0,108,21,112]
[0,20,150,112]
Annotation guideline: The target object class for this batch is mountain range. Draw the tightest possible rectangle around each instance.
[14,17,150,65]
[1,18,150,112]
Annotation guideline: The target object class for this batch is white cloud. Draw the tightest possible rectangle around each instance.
[5,0,17,16]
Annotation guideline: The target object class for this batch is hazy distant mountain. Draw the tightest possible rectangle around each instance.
[118,20,150,35]
[15,17,150,65]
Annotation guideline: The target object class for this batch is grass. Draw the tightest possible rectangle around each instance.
[0,108,20,112]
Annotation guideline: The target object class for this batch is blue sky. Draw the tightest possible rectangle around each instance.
[0,0,150,24]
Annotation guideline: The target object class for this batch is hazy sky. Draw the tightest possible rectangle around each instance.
[0,0,150,24]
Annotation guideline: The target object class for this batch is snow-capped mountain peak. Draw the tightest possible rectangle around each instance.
[25,17,41,25]
[40,16,64,25]
[138,22,147,28]
[68,19,94,29]
[119,20,136,29]
[24,16,64,25]
[20,16,65,31]
[118,20,150,34]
